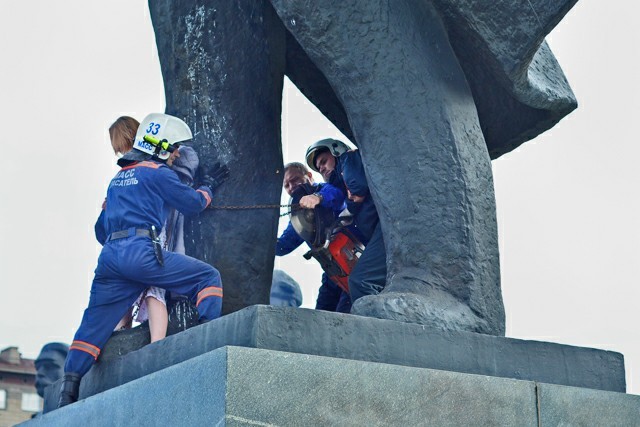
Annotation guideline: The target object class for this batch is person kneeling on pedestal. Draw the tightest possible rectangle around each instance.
[305,139,387,304]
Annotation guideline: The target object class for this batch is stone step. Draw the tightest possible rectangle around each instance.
[43,305,625,413]
[28,346,640,426]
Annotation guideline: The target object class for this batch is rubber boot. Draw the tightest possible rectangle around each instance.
[57,373,81,408]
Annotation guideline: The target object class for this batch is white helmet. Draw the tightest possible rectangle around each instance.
[305,138,350,172]
[133,113,193,161]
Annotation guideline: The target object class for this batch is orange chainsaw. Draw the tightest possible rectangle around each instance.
[289,185,364,293]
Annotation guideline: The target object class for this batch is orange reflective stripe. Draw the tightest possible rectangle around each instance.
[120,163,139,171]
[138,161,161,169]
[120,161,161,171]
[70,340,101,360]
[196,286,223,306]
[196,189,212,207]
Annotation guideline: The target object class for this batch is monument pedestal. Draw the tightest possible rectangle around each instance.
[28,306,638,425]
[28,346,640,426]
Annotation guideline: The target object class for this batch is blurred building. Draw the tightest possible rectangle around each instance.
[0,347,41,426]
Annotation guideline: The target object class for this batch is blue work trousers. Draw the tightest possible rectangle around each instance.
[349,222,387,302]
[316,273,352,313]
[65,233,222,376]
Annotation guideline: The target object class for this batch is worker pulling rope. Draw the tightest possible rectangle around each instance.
[143,135,297,217]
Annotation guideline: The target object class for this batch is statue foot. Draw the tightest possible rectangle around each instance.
[351,290,496,335]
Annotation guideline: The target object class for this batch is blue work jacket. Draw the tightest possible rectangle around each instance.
[276,182,345,255]
[330,150,379,241]
[95,160,212,243]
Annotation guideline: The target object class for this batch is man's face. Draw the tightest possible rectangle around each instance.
[315,151,336,181]
[283,169,311,196]
[35,352,66,397]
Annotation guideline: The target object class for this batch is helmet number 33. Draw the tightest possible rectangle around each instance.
[146,122,161,135]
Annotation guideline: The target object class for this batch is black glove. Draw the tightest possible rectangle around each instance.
[201,163,230,191]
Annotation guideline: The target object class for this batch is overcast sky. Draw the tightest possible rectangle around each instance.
[0,0,638,394]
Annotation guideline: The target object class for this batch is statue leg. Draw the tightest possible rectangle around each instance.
[271,0,504,334]
[150,0,287,314]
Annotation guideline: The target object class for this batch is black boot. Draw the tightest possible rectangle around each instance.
[57,373,81,408]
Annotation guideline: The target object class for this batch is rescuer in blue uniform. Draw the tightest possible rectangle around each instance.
[58,114,229,408]
[276,162,352,312]
[305,139,387,303]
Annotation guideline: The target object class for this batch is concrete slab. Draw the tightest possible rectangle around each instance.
[29,347,640,427]
[43,305,626,413]
[30,346,539,426]
[225,347,538,426]
[538,382,640,426]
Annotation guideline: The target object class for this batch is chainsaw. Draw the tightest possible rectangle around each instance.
[289,184,364,293]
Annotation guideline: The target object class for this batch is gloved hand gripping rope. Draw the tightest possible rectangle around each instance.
[199,163,297,217]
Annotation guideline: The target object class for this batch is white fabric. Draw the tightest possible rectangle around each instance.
[133,286,166,323]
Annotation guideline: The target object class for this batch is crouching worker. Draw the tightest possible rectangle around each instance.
[305,139,387,304]
[58,113,229,408]
[277,162,352,312]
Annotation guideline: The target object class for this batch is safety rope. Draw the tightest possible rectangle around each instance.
[208,203,299,217]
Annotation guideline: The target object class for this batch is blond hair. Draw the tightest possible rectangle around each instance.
[109,116,140,155]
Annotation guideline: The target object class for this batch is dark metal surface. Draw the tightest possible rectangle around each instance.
[148,0,579,333]
[149,0,287,314]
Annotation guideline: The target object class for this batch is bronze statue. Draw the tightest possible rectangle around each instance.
[148,0,578,335]
[35,342,68,398]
